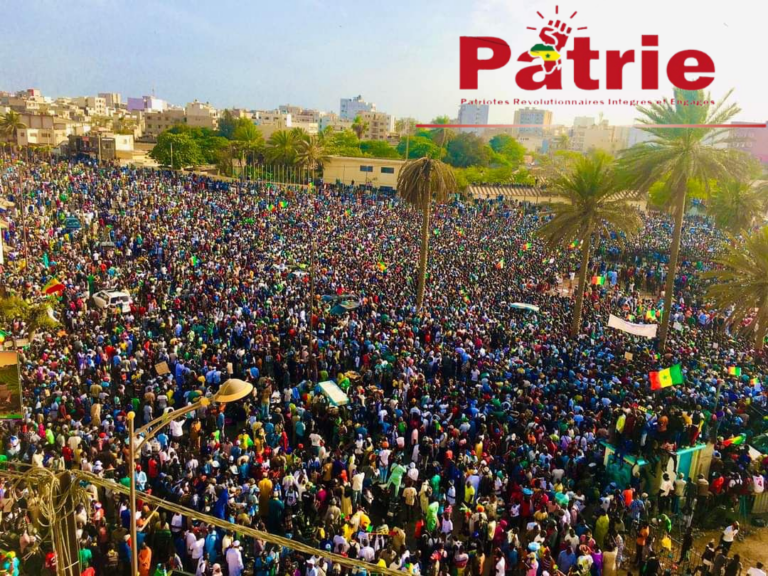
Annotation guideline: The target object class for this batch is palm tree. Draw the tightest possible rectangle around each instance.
[553,133,570,152]
[537,153,642,337]
[705,226,768,349]
[1,111,26,146]
[429,116,454,157]
[707,179,768,233]
[351,115,369,141]
[619,88,751,349]
[266,129,300,165]
[297,135,330,182]
[397,157,458,309]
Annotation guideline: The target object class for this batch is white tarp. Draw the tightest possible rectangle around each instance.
[510,303,540,312]
[607,314,658,339]
[318,381,350,406]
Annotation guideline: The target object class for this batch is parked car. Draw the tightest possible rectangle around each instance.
[91,290,132,313]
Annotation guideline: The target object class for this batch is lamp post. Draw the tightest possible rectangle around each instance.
[126,378,254,575]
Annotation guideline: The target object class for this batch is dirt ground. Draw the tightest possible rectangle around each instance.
[692,527,768,570]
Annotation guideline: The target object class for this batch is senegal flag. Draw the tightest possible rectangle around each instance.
[377,261,387,272]
[529,43,561,62]
[650,364,684,390]
[42,277,65,295]
[522,242,532,251]
[728,366,741,376]
[591,276,605,286]
[722,434,746,447]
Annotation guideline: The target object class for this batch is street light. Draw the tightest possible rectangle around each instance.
[126,378,253,575]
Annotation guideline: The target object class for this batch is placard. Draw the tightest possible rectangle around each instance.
[0,351,23,419]
[155,361,170,375]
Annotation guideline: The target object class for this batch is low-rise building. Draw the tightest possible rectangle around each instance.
[185,100,219,130]
[15,115,88,148]
[142,109,186,137]
[323,156,404,191]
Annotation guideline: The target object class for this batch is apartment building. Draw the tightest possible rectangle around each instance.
[340,95,375,120]
[185,100,219,130]
[357,110,394,141]
[142,109,186,137]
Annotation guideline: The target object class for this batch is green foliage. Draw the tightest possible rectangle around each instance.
[445,133,490,168]
[360,140,401,159]
[149,132,204,169]
[324,130,363,157]
[428,116,455,149]
[489,134,526,167]
[0,295,59,336]
[232,118,263,143]
[218,110,237,139]
[397,135,440,160]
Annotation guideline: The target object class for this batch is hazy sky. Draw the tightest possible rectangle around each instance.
[3,0,766,126]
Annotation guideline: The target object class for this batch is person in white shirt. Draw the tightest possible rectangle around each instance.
[721,521,739,553]
[226,542,244,576]
[747,562,765,576]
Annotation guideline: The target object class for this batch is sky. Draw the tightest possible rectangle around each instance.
[2,0,767,127]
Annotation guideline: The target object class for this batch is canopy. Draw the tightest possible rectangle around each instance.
[317,381,349,406]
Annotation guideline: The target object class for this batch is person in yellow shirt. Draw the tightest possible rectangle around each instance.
[258,477,273,519]
[464,480,476,506]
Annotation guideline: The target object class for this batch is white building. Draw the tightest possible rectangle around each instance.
[457,103,489,134]
[340,95,375,120]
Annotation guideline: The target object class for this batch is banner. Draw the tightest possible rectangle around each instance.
[0,352,23,419]
[510,303,540,312]
[607,314,658,339]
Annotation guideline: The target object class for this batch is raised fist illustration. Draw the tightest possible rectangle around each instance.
[539,20,571,51]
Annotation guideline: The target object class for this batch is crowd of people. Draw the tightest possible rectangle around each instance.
[0,154,765,576]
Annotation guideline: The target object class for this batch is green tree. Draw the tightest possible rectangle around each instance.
[537,153,642,337]
[428,116,455,151]
[198,135,230,165]
[706,179,768,233]
[324,130,363,157]
[149,132,203,169]
[297,134,330,179]
[1,111,25,144]
[266,129,301,165]
[218,110,237,139]
[445,133,491,168]
[360,140,401,159]
[113,117,136,135]
[489,134,526,167]
[619,88,751,349]
[351,116,369,141]
[0,295,59,342]
[397,135,439,159]
[705,226,768,349]
[232,118,263,143]
[397,157,458,309]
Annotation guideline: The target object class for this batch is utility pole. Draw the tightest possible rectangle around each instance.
[170,141,174,170]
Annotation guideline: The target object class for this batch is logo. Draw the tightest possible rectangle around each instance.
[459,5,715,91]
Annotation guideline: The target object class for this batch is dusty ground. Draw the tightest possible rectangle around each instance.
[692,527,768,570]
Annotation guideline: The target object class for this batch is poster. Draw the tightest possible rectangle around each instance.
[0,351,23,419]
[155,361,170,375]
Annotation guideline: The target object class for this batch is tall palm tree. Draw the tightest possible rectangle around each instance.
[266,129,300,165]
[397,157,458,310]
[429,115,454,157]
[619,88,751,349]
[537,153,642,337]
[1,111,26,145]
[351,116,369,141]
[705,226,768,349]
[297,135,330,182]
[707,179,768,233]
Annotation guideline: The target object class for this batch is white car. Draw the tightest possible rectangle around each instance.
[92,290,133,313]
